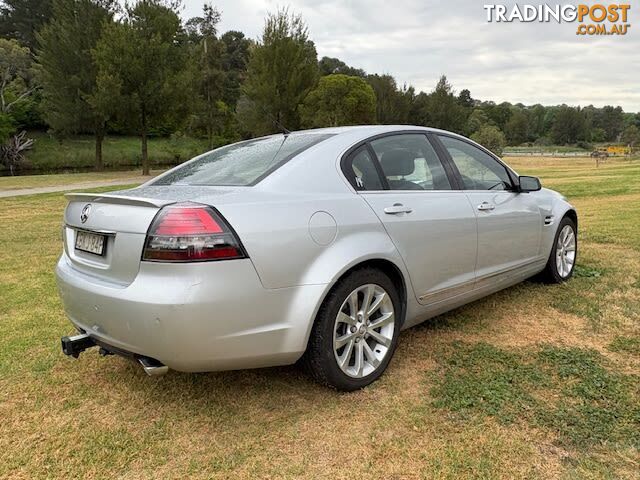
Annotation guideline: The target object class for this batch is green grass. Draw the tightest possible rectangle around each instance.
[0,169,164,191]
[504,145,591,154]
[608,336,640,356]
[430,343,639,449]
[2,131,210,173]
[508,156,640,199]
[430,342,544,423]
[1,157,639,478]
[535,346,639,449]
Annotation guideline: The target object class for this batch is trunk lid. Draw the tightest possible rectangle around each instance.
[62,187,246,285]
[63,193,170,286]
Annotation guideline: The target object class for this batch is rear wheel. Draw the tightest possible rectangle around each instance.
[303,268,401,391]
[539,216,577,283]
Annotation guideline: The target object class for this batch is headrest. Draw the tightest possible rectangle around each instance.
[381,149,415,176]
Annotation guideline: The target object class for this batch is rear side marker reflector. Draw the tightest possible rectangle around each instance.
[142,203,246,262]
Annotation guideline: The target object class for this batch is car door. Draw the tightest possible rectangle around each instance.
[343,133,478,306]
[435,134,543,283]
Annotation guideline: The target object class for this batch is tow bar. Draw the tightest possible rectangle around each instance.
[60,333,168,376]
[61,333,95,358]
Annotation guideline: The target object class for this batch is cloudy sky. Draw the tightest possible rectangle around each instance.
[181,0,639,112]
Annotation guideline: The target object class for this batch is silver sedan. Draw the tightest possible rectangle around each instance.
[57,126,577,390]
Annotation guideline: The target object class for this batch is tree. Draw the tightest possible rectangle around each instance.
[239,9,318,135]
[220,30,250,108]
[366,74,412,124]
[0,0,53,51]
[590,127,606,142]
[93,0,189,175]
[301,74,375,127]
[465,108,491,136]
[318,56,365,77]
[550,106,586,144]
[0,38,36,117]
[38,0,116,170]
[415,75,468,133]
[504,109,528,145]
[0,37,37,157]
[621,125,640,148]
[457,89,474,109]
[0,111,13,143]
[408,91,428,126]
[598,105,624,141]
[481,101,512,131]
[527,104,547,140]
[471,125,506,156]
[185,3,225,148]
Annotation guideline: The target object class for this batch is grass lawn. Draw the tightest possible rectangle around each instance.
[2,131,210,173]
[0,158,639,479]
[0,169,165,192]
[504,145,591,154]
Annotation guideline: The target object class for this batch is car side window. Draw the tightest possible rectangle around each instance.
[345,146,384,191]
[438,135,512,191]
[370,134,452,191]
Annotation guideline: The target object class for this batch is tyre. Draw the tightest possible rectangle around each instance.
[538,216,577,283]
[303,268,402,391]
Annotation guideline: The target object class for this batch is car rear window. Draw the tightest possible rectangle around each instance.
[152,133,334,186]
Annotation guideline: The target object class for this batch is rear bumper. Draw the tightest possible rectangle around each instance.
[55,254,327,372]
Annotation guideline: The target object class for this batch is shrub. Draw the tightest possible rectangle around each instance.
[471,125,506,156]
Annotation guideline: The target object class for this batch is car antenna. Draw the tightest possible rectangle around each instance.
[275,119,291,136]
[263,108,291,136]
[249,98,291,136]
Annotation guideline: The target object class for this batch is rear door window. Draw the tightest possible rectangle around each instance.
[370,134,452,191]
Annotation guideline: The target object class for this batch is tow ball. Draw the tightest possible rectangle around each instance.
[61,333,95,358]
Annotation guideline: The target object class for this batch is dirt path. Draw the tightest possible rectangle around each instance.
[0,177,148,198]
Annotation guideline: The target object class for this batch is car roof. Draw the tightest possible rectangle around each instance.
[283,125,471,145]
[287,125,437,136]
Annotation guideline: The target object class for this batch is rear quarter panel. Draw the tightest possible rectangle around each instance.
[216,192,410,290]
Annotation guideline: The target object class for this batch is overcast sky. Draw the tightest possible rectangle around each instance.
[181,0,639,112]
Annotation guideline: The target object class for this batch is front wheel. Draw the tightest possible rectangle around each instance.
[539,216,577,283]
[303,268,401,391]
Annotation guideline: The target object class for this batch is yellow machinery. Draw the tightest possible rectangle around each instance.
[594,145,632,156]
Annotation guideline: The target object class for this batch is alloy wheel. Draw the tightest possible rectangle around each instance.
[333,284,395,378]
[555,224,576,278]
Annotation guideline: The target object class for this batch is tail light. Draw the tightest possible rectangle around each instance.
[142,203,246,262]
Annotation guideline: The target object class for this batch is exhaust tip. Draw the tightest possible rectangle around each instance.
[138,356,169,376]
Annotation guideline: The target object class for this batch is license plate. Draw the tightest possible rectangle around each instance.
[75,230,106,256]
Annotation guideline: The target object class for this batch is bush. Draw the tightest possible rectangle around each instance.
[0,112,15,145]
[471,125,506,156]
[534,136,552,146]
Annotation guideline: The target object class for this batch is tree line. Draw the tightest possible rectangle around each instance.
[0,0,639,174]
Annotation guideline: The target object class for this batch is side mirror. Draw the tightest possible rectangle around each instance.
[518,175,541,192]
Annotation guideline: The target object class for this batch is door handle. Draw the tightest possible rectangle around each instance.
[477,202,495,211]
[384,204,413,215]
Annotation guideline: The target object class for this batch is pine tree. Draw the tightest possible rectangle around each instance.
[93,0,189,175]
[38,0,116,170]
[0,0,53,51]
[239,9,318,135]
